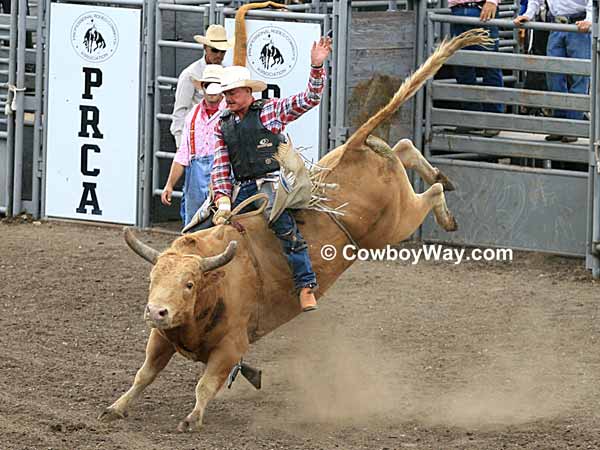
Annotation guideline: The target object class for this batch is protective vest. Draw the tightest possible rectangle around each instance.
[221,100,283,181]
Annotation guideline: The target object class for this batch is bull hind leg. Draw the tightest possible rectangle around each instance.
[422,183,457,231]
[392,139,456,191]
[99,329,175,422]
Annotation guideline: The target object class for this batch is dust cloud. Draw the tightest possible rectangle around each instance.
[255,306,591,430]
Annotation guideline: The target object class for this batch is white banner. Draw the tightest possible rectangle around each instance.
[224,19,322,164]
[45,3,141,224]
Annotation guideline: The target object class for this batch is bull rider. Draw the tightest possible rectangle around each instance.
[210,36,332,313]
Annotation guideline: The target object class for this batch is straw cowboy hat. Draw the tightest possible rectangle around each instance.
[217,66,267,93]
[191,64,224,95]
[193,24,234,51]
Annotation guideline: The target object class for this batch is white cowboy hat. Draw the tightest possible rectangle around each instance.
[216,66,267,93]
[193,25,234,51]
[191,64,224,94]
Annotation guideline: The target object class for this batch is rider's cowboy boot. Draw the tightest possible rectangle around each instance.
[299,287,318,312]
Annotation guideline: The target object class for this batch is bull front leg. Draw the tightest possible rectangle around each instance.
[176,335,248,432]
[99,328,175,421]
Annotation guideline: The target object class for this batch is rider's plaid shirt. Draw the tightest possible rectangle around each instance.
[211,66,326,200]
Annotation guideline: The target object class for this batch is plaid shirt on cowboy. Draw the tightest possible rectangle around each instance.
[211,66,326,201]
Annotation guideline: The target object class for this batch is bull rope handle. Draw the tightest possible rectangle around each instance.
[228,193,269,221]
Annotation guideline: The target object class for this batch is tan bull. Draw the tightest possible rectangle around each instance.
[99,30,490,431]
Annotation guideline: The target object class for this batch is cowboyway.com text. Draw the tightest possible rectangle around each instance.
[319,244,513,265]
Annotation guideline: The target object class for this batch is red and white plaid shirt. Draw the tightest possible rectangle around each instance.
[211,66,326,200]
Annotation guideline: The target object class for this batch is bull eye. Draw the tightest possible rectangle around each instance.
[186,281,194,290]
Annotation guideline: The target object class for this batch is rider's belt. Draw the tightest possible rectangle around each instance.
[451,1,485,9]
[551,13,585,24]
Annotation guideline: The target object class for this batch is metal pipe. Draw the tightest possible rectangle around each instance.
[141,0,155,226]
[428,13,586,33]
[12,0,27,215]
[150,0,163,227]
[286,3,312,11]
[413,0,426,150]
[209,0,216,23]
[333,0,349,147]
[4,0,18,216]
[157,75,178,84]
[40,0,51,219]
[59,0,144,5]
[31,0,44,218]
[154,188,182,198]
[222,7,326,20]
[158,3,207,12]
[155,151,175,159]
[424,12,433,159]
[158,39,204,49]
[320,14,331,155]
[589,8,600,277]
[328,0,338,149]
[143,0,157,227]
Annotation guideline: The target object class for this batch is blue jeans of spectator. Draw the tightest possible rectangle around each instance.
[546,30,591,120]
[233,180,317,290]
[450,6,504,114]
[182,155,213,227]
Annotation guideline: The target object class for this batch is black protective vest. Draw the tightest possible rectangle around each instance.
[221,100,283,181]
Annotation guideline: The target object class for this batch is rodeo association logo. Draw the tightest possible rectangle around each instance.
[71,12,118,63]
[247,26,298,79]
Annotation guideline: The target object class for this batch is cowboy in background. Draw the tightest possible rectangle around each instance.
[162,65,227,227]
[210,36,333,313]
[169,25,234,221]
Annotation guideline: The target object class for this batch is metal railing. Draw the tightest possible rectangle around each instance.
[416,5,600,275]
[423,13,591,164]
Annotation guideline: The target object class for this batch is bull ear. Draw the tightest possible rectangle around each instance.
[201,241,238,272]
[124,227,160,264]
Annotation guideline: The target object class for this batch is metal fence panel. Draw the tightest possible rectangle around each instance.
[422,160,588,256]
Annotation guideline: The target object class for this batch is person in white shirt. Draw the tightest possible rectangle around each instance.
[170,25,233,148]
[514,0,592,143]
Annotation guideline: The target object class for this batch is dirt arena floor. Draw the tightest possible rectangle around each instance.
[1,218,600,450]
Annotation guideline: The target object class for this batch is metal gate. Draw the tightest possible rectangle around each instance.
[143,0,340,227]
[415,2,600,275]
[1,0,44,218]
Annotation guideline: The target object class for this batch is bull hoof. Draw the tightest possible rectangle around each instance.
[176,418,202,433]
[435,170,456,192]
[444,214,458,232]
[98,407,128,422]
[177,412,202,433]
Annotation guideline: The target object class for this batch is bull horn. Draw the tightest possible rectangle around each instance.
[123,227,160,264]
[201,241,238,272]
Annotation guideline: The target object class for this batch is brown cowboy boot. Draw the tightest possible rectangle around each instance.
[299,287,318,312]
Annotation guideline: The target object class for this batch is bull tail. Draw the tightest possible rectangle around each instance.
[233,2,288,66]
[343,29,493,150]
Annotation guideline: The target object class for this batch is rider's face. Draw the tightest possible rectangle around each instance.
[223,87,253,114]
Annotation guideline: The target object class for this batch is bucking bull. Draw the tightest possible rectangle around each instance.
[99,30,491,431]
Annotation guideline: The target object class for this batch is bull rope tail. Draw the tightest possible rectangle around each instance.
[343,29,494,150]
[233,1,288,66]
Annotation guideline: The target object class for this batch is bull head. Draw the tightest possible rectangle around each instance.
[124,228,237,329]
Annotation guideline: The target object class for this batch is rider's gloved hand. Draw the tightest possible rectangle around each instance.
[213,196,232,225]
